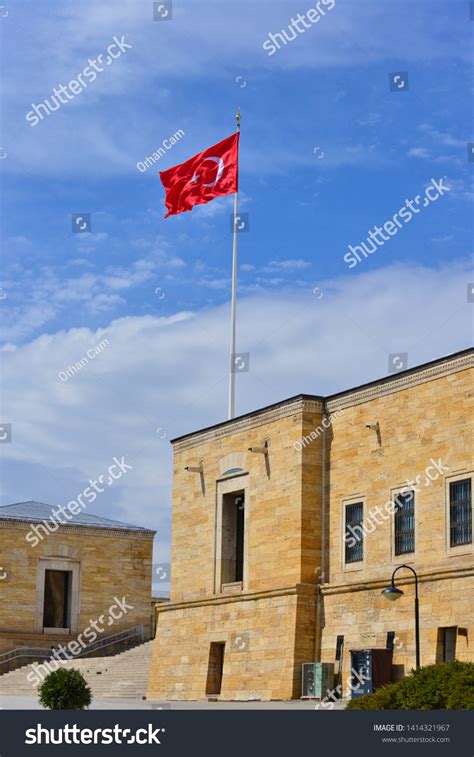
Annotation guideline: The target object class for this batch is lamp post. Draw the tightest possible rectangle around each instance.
[381,564,420,670]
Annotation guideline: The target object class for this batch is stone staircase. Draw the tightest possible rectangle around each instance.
[0,640,154,700]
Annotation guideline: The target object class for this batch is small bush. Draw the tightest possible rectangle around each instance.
[347,661,474,710]
[39,667,92,710]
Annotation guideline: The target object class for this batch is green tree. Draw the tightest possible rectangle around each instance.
[347,661,474,710]
[39,667,92,710]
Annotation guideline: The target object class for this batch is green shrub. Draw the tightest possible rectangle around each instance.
[347,661,474,710]
[39,667,92,710]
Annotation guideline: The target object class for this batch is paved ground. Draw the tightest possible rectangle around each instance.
[0,695,347,710]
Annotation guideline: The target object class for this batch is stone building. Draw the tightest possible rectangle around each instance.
[0,502,155,663]
[148,349,473,701]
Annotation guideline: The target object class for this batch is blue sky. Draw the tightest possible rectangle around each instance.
[1,0,472,580]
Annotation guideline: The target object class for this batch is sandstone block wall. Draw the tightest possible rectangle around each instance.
[320,365,473,694]
[0,524,154,654]
[149,354,473,700]
[148,586,316,701]
[169,402,323,602]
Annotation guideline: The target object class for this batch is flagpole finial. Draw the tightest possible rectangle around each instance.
[235,109,241,131]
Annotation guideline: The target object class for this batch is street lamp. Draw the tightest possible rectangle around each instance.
[382,564,420,669]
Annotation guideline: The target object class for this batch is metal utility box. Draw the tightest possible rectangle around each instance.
[350,648,393,699]
[301,662,335,699]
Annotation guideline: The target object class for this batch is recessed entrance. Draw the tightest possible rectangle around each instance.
[43,569,72,630]
[205,642,225,696]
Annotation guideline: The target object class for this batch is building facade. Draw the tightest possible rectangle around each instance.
[147,349,473,701]
[0,502,155,661]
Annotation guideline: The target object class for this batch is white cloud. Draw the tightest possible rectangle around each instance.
[199,278,231,290]
[357,113,382,127]
[2,1,470,178]
[418,124,467,149]
[407,147,430,159]
[1,242,185,342]
[266,259,311,270]
[6,236,31,245]
[1,260,471,562]
[76,232,109,244]
[431,234,454,243]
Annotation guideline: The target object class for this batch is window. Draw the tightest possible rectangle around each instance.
[235,495,245,582]
[394,491,415,555]
[222,467,244,476]
[221,491,245,586]
[436,627,457,662]
[449,479,472,547]
[344,502,363,564]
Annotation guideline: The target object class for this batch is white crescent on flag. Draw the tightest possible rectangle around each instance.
[191,156,225,187]
[202,156,225,187]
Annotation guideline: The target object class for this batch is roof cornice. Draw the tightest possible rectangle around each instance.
[172,348,473,451]
[326,349,473,412]
[172,396,323,452]
[0,519,155,540]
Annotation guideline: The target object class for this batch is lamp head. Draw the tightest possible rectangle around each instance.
[184,462,203,473]
[382,585,404,601]
[248,439,269,454]
[366,422,380,431]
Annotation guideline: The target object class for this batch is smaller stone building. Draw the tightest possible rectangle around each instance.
[0,501,155,662]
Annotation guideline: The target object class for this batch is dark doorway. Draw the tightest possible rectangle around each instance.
[221,491,245,585]
[43,570,72,629]
[205,642,225,696]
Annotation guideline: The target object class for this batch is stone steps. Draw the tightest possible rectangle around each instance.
[0,640,154,700]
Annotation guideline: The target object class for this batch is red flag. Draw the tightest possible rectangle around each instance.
[159,133,239,218]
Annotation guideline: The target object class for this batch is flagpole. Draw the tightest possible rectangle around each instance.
[228,109,241,420]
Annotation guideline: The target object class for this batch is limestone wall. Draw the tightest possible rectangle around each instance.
[320,364,473,694]
[148,586,316,701]
[320,572,474,697]
[149,354,473,701]
[169,400,323,602]
[0,524,154,652]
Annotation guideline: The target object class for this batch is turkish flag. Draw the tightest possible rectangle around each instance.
[159,133,239,218]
